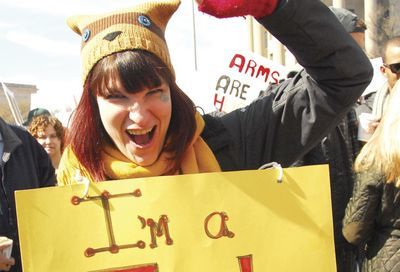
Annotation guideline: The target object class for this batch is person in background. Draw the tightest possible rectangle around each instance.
[57,0,371,207]
[292,7,367,272]
[28,115,65,172]
[329,7,367,51]
[355,37,400,143]
[0,116,56,271]
[22,108,50,128]
[372,37,400,127]
[381,37,400,94]
[343,79,400,272]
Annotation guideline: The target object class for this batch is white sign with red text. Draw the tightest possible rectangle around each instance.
[180,50,289,114]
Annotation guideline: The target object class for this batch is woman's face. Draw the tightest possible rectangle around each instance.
[36,125,62,157]
[96,77,172,166]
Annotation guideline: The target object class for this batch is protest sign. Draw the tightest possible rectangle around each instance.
[180,50,289,114]
[16,165,335,271]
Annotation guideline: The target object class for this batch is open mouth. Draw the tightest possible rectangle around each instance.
[126,126,156,146]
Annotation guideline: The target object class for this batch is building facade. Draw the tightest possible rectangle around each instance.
[248,0,400,72]
[0,83,37,125]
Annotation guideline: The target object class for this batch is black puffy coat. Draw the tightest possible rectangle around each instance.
[343,171,400,272]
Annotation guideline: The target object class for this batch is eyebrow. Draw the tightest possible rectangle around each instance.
[101,85,122,95]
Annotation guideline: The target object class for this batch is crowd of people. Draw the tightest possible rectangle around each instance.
[0,0,399,271]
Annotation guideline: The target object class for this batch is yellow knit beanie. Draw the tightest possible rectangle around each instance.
[67,0,180,85]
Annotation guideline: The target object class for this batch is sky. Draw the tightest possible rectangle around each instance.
[0,0,249,122]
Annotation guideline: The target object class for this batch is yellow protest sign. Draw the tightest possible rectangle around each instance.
[15,165,336,271]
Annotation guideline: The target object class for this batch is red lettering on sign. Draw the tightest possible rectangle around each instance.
[238,255,254,272]
[229,54,246,72]
[245,59,257,77]
[256,66,271,82]
[204,212,235,239]
[111,263,158,272]
[229,53,280,83]
[109,255,254,271]
[271,70,280,84]
[214,93,225,111]
[138,215,173,249]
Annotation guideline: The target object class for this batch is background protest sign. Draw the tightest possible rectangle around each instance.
[16,165,335,271]
[180,49,290,114]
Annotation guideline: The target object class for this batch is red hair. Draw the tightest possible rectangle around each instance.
[29,115,66,152]
[68,50,196,181]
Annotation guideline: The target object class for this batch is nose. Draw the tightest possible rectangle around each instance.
[128,103,148,124]
[45,136,52,144]
[103,31,122,42]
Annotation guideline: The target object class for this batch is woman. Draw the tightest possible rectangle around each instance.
[343,80,400,272]
[29,115,65,171]
[57,0,372,184]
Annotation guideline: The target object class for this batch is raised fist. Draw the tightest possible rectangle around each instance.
[197,0,279,19]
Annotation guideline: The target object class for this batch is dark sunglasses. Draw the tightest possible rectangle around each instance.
[383,62,400,74]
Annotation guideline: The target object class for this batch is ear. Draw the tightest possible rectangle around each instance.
[380,65,386,75]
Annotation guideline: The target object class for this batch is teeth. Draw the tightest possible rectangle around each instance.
[127,127,152,135]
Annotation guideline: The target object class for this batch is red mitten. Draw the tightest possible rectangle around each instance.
[197,0,279,19]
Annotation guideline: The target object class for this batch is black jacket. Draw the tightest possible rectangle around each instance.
[0,117,56,271]
[202,0,372,170]
[201,2,371,271]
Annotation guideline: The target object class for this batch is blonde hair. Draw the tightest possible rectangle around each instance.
[355,80,400,184]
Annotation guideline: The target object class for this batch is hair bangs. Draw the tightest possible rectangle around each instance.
[91,50,170,97]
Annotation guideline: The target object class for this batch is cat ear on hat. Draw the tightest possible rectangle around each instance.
[67,0,182,85]
[67,15,93,36]
[149,0,181,31]
[67,0,181,37]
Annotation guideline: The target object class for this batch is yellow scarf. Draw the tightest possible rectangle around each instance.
[58,113,221,185]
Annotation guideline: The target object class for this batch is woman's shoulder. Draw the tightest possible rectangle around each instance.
[356,170,385,188]
[57,146,93,186]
